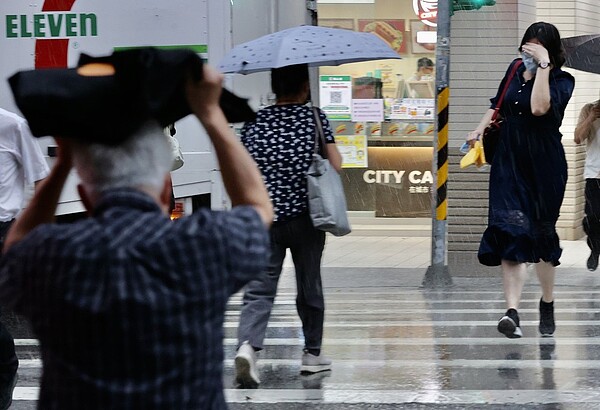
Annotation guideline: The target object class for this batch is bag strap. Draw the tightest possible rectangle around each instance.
[311,107,328,159]
[492,60,523,121]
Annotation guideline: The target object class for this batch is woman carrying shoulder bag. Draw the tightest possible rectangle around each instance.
[466,22,575,339]
[234,64,341,387]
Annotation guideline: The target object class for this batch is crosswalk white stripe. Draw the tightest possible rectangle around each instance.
[223,389,600,404]
[16,337,600,348]
[228,298,600,305]
[13,388,600,404]
[15,358,600,370]
[221,337,598,346]
[230,289,600,297]
[14,339,39,346]
[226,359,600,369]
[14,337,600,350]
[221,320,600,327]
[224,307,600,315]
[18,359,42,368]
[12,387,39,400]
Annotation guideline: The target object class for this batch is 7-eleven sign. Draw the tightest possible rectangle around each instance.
[36,0,77,68]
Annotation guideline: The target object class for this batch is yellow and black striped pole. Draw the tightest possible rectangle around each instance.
[423,0,452,288]
[436,87,449,222]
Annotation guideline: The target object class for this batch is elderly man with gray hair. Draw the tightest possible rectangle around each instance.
[0,62,272,409]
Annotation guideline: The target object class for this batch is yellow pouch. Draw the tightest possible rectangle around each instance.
[460,144,479,169]
[475,141,487,167]
[460,140,487,169]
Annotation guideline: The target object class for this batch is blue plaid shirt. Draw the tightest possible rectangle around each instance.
[0,188,269,410]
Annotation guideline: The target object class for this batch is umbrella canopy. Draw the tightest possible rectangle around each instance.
[218,25,402,74]
[562,34,600,75]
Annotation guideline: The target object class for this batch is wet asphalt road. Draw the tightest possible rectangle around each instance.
[6,265,600,409]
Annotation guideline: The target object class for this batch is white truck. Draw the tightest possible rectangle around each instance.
[1,0,312,217]
[0,0,237,217]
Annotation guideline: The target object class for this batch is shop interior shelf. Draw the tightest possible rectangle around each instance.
[369,136,433,142]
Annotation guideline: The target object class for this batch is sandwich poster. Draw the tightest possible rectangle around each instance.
[358,20,407,54]
[410,20,436,53]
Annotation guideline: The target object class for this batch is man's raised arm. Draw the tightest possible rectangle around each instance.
[3,140,72,253]
[186,65,273,227]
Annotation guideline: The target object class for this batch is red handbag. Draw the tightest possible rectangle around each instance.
[482,60,523,162]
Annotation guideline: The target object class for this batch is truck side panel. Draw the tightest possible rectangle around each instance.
[1,0,225,214]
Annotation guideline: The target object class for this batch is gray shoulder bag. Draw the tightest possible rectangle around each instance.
[306,107,351,236]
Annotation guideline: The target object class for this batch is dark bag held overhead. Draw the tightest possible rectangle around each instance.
[482,60,523,162]
[8,47,256,145]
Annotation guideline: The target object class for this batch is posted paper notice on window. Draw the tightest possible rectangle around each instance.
[319,76,352,120]
[336,135,368,168]
[351,99,384,123]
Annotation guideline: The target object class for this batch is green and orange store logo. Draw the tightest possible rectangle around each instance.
[5,0,81,68]
[5,12,98,38]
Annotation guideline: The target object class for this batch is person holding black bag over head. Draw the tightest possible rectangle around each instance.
[234,63,342,388]
[0,58,273,409]
[465,22,574,339]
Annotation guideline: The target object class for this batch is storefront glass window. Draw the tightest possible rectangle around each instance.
[317,0,437,218]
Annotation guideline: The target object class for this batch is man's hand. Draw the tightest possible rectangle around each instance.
[185,64,224,121]
[54,137,73,170]
[575,103,600,144]
[590,105,600,121]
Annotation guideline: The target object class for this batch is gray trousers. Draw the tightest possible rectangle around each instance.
[237,213,326,351]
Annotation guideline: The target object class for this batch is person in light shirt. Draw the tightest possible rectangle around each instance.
[407,57,434,98]
[409,57,434,81]
[575,96,600,271]
[0,107,49,409]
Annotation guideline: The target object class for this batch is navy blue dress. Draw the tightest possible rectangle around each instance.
[478,59,575,266]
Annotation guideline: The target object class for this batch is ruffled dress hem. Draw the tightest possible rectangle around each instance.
[478,226,562,267]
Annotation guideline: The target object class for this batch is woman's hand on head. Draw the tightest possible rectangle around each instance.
[521,42,550,65]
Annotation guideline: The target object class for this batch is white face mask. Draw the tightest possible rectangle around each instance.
[521,52,538,74]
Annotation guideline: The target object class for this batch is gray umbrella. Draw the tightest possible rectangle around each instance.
[218,25,402,74]
[562,34,600,75]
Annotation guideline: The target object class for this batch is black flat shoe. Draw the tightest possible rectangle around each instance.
[539,298,555,337]
[587,252,599,271]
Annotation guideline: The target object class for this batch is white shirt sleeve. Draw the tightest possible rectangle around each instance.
[16,120,50,185]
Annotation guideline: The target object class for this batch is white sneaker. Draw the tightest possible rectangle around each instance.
[235,341,260,388]
[300,352,332,374]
